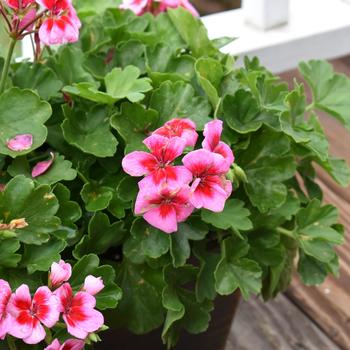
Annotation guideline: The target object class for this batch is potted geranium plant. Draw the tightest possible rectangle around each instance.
[0,0,349,349]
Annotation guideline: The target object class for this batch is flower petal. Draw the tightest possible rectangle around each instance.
[215,141,234,168]
[83,276,104,296]
[6,134,33,152]
[32,152,55,178]
[61,339,86,350]
[22,319,46,345]
[143,205,178,233]
[44,339,61,350]
[33,287,60,328]
[202,120,223,152]
[122,151,157,177]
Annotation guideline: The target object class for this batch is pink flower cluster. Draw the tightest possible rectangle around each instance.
[122,119,234,233]
[2,0,81,45]
[0,260,104,346]
[120,0,199,17]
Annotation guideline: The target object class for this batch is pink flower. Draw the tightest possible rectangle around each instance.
[158,0,199,16]
[7,285,60,344]
[32,152,55,178]
[119,0,149,15]
[37,0,81,46]
[49,260,72,288]
[6,134,33,152]
[0,280,13,340]
[153,118,198,147]
[5,0,34,10]
[0,184,5,192]
[55,283,104,339]
[122,134,192,187]
[135,183,194,233]
[83,276,104,296]
[183,149,232,212]
[18,8,37,31]
[202,120,234,168]
[45,338,85,350]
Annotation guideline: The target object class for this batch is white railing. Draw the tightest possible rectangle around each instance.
[202,0,350,73]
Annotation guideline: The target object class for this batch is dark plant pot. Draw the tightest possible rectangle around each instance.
[97,292,241,350]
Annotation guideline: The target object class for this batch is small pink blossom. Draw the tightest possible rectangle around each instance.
[7,285,60,344]
[122,134,192,187]
[6,134,33,152]
[55,283,104,339]
[153,118,198,148]
[0,280,13,340]
[202,120,234,168]
[0,184,5,192]
[158,0,199,16]
[119,0,149,15]
[37,0,81,46]
[5,0,35,10]
[32,152,55,178]
[49,259,72,288]
[18,8,37,31]
[45,338,85,350]
[183,149,232,212]
[135,183,194,233]
[83,276,104,296]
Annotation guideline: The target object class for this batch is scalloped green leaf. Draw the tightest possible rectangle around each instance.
[0,88,52,157]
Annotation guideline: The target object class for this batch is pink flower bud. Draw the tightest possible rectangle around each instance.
[31,152,54,178]
[45,338,85,350]
[0,184,5,192]
[49,260,72,288]
[6,134,33,152]
[83,275,104,296]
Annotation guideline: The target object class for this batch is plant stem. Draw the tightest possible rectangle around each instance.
[77,170,89,184]
[276,227,295,239]
[0,38,16,94]
[7,336,17,350]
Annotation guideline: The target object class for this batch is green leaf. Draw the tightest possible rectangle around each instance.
[168,8,217,58]
[0,239,21,268]
[240,129,296,212]
[201,199,252,233]
[0,88,52,157]
[299,60,350,129]
[298,252,328,286]
[195,57,224,108]
[124,218,170,264]
[20,238,66,274]
[63,66,152,104]
[215,237,262,299]
[12,63,63,100]
[150,80,212,129]
[71,254,122,310]
[62,104,118,157]
[295,199,343,263]
[74,212,126,258]
[111,102,159,153]
[0,176,60,245]
[8,153,77,185]
[223,90,276,134]
[169,218,208,267]
[115,260,164,333]
[81,183,114,212]
[316,156,350,187]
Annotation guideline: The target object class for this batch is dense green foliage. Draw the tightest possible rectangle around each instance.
[0,6,349,348]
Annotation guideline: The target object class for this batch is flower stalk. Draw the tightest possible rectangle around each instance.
[0,38,16,94]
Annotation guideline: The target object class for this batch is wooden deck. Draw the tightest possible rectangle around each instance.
[226,57,350,350]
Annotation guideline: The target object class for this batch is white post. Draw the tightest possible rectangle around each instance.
[243,0,290,30]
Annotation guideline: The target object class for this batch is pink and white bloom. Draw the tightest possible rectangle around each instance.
[135,183,194,233]
[153,118,198,147]
[157,0,199,16]
[37,0,81,46]
[32,152,55,178]
[7,285,60,344]
[83,276,104,296]
[0,280,13,340]
[6,134,33,152]
[5,0,35,10]
[122,134,192,187]
[55,283,104,339]
[45,338,85,350]
[202,120,234,168]
[119,0,149,15]
[183,149,232,212]
[49,259,72,288]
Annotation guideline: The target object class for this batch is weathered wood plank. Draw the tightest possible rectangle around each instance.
[280,58,350,350]
[226,294,339,350]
